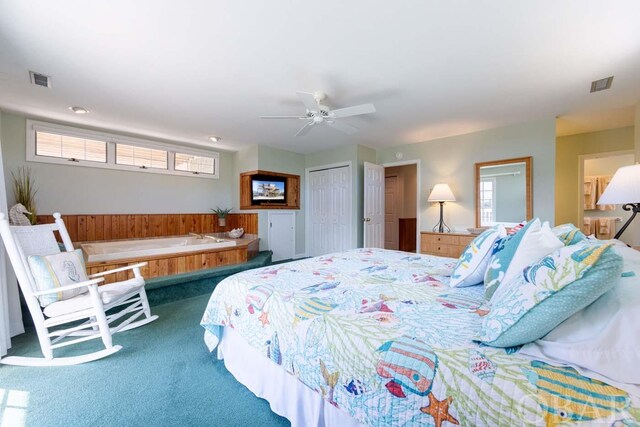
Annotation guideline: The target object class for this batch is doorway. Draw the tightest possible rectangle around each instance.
[384,163,417,252]
[579,150,636,245]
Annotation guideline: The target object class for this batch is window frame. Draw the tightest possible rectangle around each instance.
[479,177,497,226]
[173,152,217,176]
[26,120,220,179]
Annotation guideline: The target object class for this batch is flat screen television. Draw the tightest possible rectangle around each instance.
[251,175,287,205]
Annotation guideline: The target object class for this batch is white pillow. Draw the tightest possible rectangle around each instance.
[519,244,640,395]
[449,226,506,288]
[485,219,564,302]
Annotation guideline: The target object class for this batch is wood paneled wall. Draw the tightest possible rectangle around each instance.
[36,213,258,243]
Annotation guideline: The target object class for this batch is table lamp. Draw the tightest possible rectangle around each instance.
[428,183,456,233]
[597,164,640,239]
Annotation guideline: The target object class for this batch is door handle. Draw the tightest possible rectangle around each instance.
[362,218,371,222]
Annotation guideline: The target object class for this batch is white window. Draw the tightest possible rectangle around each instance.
[116,143,168,170]
[174,153,216,175]
[35,131,107,163]
[26,120,220,179]
[479,177,496,226]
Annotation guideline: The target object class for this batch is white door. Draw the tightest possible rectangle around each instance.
[268,212,295,262]
[364,162,384,248]
[308,165,352,257]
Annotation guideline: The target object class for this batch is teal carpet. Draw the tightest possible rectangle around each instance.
[1,294,290,427]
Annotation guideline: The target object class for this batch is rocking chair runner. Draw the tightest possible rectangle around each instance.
[0,212,158,366]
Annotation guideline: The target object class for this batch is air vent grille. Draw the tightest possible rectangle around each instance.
[29,71,51,88]
[590,76,613,93]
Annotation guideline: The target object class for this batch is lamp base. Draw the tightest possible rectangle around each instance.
[615,203,640,240]
[432,201,451,233]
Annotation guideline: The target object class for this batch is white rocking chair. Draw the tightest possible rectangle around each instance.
[0,212,158,366]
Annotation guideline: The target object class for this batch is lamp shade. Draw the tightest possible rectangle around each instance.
[597,164,640,205]
[428,183,456,202]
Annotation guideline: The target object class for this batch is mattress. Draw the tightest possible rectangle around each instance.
[201,248,640,426]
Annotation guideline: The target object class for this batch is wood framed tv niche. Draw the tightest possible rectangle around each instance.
[240,170,300,210]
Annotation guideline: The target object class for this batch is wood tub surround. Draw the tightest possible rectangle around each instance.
[85,235,259,284]
[36,213,260,285]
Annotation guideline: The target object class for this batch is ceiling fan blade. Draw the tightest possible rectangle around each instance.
[326,120,358,135]
[260,116,307,119]
[296,91,320,112]
[329,103,376,118]
[295,122,314,137]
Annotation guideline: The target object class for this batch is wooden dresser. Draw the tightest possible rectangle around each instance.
[420,231,476,258]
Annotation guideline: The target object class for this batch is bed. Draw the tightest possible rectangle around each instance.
[201,248,640,426]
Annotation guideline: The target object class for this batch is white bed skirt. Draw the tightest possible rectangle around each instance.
[217,326,363,427]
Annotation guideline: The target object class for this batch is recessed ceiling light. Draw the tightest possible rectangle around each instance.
[208,136,221,142]
[69,106,89,114]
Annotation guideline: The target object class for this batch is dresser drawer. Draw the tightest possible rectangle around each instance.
[426,234,459,245]
[424,243,459,258]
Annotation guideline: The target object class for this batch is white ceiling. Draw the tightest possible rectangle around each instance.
[0,1,639,154]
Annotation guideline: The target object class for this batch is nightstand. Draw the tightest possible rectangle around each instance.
[420,231,475,258]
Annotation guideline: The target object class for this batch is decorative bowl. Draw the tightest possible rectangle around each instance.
[228,228,245,239]
[466,227,488,235]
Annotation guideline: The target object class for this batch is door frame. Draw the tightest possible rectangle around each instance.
[577,149,634,235]
[268,210,296,262]
[382,159,422,253]
[305,161,354,256]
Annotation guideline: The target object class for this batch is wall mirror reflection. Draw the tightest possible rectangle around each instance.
[475,157,532,227]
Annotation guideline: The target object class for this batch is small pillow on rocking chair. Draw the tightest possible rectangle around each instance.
[27,249,89,307]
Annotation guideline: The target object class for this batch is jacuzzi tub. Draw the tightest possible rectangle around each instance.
[81,235,237,263]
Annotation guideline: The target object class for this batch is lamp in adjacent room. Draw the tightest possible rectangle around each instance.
[428,183,456,233]
[597,164,640,240]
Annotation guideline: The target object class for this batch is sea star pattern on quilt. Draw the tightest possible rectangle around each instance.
[201,248,640,427]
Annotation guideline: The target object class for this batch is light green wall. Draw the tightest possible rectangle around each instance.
[1,112,235,215]
[555,126,634,226]
[378,119,557,233]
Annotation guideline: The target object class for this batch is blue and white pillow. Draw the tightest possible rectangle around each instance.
[27,249,89,307]
[478,240,622,347]
[484,218,563,301]
[449,226,506,288]
[552,223,586,246]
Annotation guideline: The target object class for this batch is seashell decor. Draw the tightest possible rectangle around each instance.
[228,228,245,239]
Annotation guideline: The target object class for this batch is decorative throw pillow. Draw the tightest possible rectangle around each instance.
[484,219,563,301]
[478,240,622,347]
[449,226,507,288]
[27,249,89,307]
[552,223,586,246]
[506,220,527,235]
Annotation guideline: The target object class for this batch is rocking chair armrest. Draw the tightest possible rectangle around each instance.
[30,277,105,296]
[88,262,148,278]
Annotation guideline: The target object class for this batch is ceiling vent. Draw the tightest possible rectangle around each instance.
[590,76,613,93]
[29,71,51,88]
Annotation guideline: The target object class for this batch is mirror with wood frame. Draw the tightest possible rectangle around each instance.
[475,157,532,228]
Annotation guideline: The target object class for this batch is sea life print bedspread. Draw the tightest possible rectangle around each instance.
[201,248,639,427]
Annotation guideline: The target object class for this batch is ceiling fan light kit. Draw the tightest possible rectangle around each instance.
[261,91,376,137]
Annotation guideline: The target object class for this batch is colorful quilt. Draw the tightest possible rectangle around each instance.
[201,248,640,427]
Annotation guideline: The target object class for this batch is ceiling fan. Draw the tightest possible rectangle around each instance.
[261,91,376,136]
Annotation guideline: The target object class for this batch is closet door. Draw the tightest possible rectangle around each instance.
[308,166,352,257]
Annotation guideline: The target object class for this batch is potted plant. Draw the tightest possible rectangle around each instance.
[211,207,232,227]
[11,166,37,225]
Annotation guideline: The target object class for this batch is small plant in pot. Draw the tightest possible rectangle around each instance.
[212,207,232,227]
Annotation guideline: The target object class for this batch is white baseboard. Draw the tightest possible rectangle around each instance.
[294,252,307,259]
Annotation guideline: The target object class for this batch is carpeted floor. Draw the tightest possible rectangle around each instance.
[0,294,290,427]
